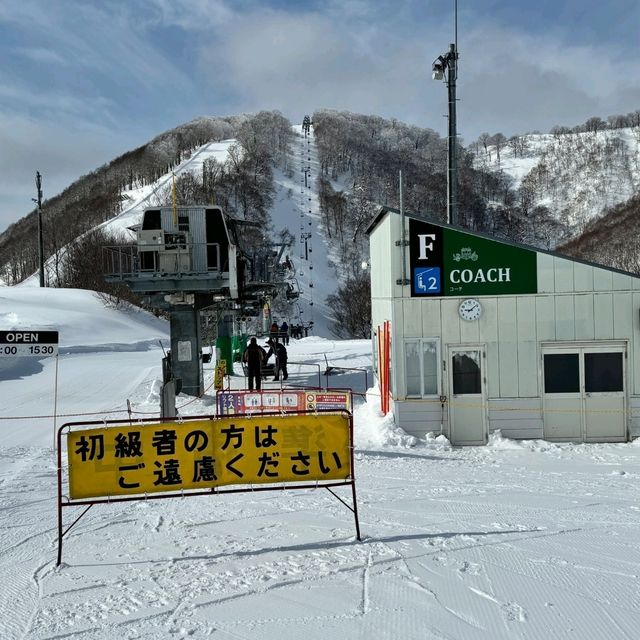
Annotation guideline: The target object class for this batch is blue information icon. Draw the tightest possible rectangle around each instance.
[414,267,441,294]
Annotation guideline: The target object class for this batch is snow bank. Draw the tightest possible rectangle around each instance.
[354,385,418,448]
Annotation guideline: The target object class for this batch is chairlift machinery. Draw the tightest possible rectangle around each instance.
[104,205,298,412]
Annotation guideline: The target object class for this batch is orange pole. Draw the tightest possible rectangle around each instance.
[377,326,384,414]
[384,321,390,414]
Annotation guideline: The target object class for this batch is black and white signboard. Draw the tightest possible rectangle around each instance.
[0,331,59,357]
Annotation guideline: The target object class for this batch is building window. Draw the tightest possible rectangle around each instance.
[452,351,481,395]
[585,352,623,393]
[544,353,579,393]
[405,339,439,397]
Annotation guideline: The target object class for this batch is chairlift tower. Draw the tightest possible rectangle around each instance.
[104,205,297,414]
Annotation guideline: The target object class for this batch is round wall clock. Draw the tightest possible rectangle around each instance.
[458,298,482,321]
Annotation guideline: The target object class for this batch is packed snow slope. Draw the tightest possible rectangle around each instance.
[2,287,640,639]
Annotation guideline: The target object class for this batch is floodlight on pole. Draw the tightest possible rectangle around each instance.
[432,2,459,226]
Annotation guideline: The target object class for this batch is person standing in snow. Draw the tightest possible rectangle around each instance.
[265,339,288,381]
[243,337,265,391]
[280,321,289,345]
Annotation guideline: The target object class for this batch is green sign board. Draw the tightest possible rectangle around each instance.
[409,219,537,297]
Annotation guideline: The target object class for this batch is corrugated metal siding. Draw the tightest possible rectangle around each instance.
[394,400,448,438]
[160,207,210,272]
[488,398,543,439]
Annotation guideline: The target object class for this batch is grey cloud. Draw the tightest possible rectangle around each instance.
[0,113,142,233]
[142,0,234,30]
[14,47,68,65]
[201,11,437,126]
[201,8,640,141]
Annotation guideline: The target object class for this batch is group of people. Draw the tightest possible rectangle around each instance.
[242,336,288,391]
[266,319,314,344]
[241,317,315,391]
[289,322,312,339]
[270,321,289,345]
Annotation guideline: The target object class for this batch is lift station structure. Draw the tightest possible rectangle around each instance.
[105,205,296,411]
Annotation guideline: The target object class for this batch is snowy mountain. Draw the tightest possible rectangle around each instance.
[475,127,640,233]
[104,125,335,337]
[11,121,338,337]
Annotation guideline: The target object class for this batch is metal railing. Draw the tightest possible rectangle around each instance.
[103,243,224,280]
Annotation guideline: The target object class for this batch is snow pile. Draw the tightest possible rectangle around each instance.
[487,429,526,450]
[353,385,417,448]
[424,431,452,449]
[488,429,561,453]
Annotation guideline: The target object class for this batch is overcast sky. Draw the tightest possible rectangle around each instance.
[1,0,639,232]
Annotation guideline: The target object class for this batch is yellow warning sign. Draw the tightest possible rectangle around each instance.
[67,414,351,500]
[214,361,226,391]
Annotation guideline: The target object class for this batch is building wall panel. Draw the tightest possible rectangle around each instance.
[612,272,633,291]
[535,296,556,341]
[594,268,613,291]
[422,300,442,339]
[479,299,499,397]
[555,296,575,340]
[554,257,574,293]
[441,299,461,346]
[394,401,447,438]
[574,295,595,340]
[573,263,594,292]
[402,299,422,337]
[613,293,633,340]
[516,297,538,396]
[460,313,481,343]
[630,397,640,438]
[594,293,614,339]
[497,298,518,397]
[537,253,555,293]
[632,293,640,395]
[370,216,394,299]
[488,398,543,439]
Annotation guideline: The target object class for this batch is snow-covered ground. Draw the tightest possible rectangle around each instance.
[2,287,640,639]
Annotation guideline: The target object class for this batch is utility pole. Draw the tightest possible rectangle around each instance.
[34,171,45,287]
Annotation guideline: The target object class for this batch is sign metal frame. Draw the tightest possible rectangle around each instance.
[56,409,361,565]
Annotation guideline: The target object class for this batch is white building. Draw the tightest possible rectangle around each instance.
[367,207,640,445]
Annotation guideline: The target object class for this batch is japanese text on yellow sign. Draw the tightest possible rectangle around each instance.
[67,414,351,500]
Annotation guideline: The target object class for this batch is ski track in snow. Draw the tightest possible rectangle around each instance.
[2,445,637,639]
